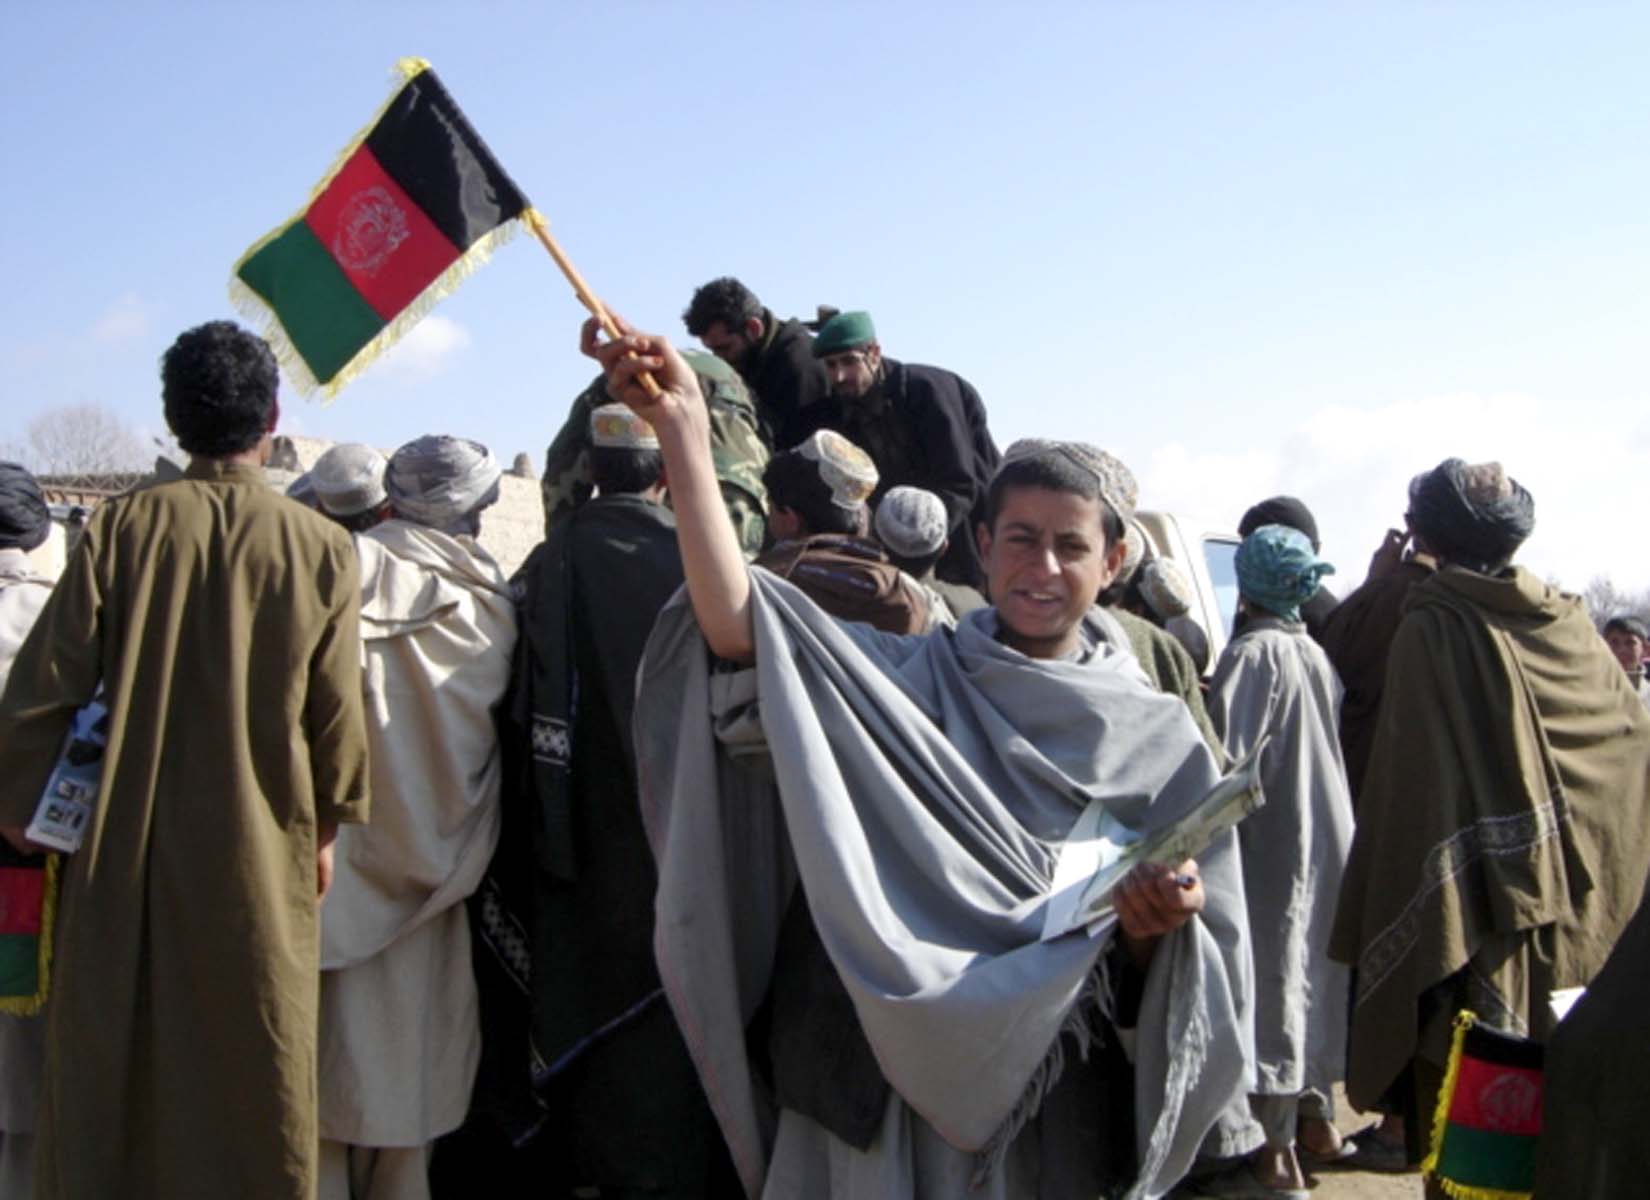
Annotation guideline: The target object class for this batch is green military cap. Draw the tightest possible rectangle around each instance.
[812,310,877,358]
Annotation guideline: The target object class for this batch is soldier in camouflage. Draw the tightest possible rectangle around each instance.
[541,350,770,557]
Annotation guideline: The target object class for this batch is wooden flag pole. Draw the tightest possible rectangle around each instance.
[524,210,662,399]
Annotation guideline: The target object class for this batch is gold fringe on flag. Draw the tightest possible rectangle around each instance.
[230,212,524,400]
[228,56,533,400]
[1422,1010,1532,1200]
[0,853,60,1018]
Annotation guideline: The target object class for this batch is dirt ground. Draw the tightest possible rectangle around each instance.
[1312,1088,1421,1199]
[1175,1086,1423,1199]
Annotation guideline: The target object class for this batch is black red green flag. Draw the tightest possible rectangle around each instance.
[0,847,58,1016]
[231,59,530,396]
[1422,1010,1544,1200]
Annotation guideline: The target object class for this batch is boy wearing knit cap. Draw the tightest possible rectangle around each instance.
[581,318,1254,1200]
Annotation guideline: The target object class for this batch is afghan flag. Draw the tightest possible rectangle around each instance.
[231,59,530,396]
[1422,1010,1544,1200]
[0,847,58,1016]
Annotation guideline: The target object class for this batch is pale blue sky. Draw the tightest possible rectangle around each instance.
[4,3,1647,588]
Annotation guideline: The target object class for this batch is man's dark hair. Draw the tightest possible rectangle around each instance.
[329,505,389,534]
[883,544,944,579]
[763,448,862,536]
[590,446,664,496]
[1605,614,1649,641]
[683,277,763,338]
[161,321,278,458]
[1239,495,1320,552]
[984,456,1124,548]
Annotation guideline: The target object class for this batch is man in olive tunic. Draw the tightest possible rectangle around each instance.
[0,321,371,1200]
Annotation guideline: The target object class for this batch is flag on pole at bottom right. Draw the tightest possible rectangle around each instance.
[1423,1009,1544,1200]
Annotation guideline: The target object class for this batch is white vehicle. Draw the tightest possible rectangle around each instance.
[1133,510,1242,673]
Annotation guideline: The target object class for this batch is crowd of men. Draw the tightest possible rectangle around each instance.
[0,276,1647,1200]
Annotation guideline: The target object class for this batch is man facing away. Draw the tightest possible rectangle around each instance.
[1234,496,1338,643]
[0,461,55,1198]
[317,435,516,1200]
[1330,458,1650,1177]
[0,320,370,1199]
[513,403,736,1198]
[808,310,1000,589]
[756,430,934,635]
[1204,525,1355,1198]
[542,351,769,557]
[872,483,988,627]
[309,442,393,532]
[682,276,831,452]
[583,317,1255,1199]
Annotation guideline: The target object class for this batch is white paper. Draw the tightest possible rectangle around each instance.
[1038,736,1269,942]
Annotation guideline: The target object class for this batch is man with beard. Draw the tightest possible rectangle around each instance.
[683,276,830,451]
[809,311,999,589]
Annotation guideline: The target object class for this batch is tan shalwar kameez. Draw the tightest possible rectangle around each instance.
[0,461,371,1200]
[317,521,515,1200]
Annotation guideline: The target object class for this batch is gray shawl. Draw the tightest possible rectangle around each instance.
[634,569,1254,1198]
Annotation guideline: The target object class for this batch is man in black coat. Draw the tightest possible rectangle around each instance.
[682,276,830,452]
[809,310,1000,588]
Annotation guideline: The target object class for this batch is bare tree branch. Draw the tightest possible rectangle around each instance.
[18,404,153,482]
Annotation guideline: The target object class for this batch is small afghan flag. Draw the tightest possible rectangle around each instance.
[0,848,59,1016]
[1423,1010,1544,1200]
[231,59,531,396]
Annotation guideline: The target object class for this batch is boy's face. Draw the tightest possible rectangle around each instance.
[978,485,1124,660]
[1606,628,1646,675]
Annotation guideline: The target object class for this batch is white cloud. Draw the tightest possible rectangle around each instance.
[376,315,472,379]
[1140,393,1650,594]
[90,293,152,343]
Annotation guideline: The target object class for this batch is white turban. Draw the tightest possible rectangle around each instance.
[385,435,502,531]
[310,443,388,517]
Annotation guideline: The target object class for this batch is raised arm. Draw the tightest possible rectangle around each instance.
[581,316,755,663]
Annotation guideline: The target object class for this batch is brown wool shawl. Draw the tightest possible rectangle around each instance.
[1329,565,1650,1109]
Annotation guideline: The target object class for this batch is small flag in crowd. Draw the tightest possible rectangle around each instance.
[231,59,530,396]
[0,848,59,1016]
[1423,1009,1544,1200]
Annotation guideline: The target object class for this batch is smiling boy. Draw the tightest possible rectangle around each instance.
[585,317,1254,1199]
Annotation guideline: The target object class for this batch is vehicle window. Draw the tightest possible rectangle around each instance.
[1202,537,1241,639]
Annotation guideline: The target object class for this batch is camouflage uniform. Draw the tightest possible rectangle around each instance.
[541,351,769,557]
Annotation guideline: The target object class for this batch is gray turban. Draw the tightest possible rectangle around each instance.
[874,486,948,559]
[0,461,50,552]
[311,443,388,518]
[998,439,1138,525]
[385,435,502,532]
[1407,458,1534,574]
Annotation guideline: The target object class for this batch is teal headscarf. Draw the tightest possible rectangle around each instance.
[1235,524,1335,622]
